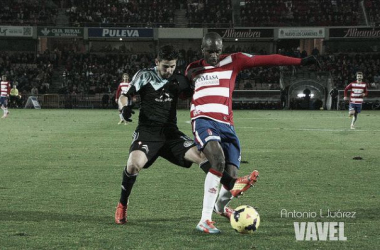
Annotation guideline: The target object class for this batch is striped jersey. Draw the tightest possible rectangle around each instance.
[185,53,301,125]
[344,81,368,104]
[115,81,131,100]
[1,81,10,97]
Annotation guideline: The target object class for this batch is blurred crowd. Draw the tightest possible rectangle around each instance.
[2,0,378,27]
[67,0,177,27]
[0,51,56,102]
[240,0,361,27]
[0,0,57,25]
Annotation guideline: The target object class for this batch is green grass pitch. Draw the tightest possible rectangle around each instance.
[0,109,379,249]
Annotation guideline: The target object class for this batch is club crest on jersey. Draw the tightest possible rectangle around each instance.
[207,129,213,136]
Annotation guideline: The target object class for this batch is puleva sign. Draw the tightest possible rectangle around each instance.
[88,28,153,38]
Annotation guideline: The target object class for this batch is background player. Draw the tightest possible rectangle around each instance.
[115,73,132,125]
[344,71,368,129]
[114,45,257,225]
[1,75,11,118]
[186,32,319,234]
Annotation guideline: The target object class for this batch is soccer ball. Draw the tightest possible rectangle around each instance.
[230,205,260,234]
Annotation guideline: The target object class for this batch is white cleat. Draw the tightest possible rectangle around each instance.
[196,220,221,234]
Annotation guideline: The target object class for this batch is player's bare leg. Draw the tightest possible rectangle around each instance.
[349,110,356,129]
[1,104,9,118]
[115,150,147,224]
[117,95,129,125]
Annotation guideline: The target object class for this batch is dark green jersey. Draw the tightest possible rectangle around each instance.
[129,67,187,129]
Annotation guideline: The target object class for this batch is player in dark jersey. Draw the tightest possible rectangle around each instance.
[186,32,319,233]
[114,45,258,225]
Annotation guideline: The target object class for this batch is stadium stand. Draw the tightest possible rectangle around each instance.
[0,51,54,96]
[1,0,380,109]
[67,0,176,27]
[239,0,362,27]
[0,0,58,25]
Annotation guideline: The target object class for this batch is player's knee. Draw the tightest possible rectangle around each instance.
[210,153,225,172]
[126,163,141,175]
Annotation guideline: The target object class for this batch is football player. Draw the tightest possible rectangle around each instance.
[0,75,11,118]
[115,73,131,125]
[344,71,368,129]
[114,45,258,225]
[186,32,319,233]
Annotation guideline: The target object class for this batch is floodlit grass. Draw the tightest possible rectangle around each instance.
[1,109,379,249]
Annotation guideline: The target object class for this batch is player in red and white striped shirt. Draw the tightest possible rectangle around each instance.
[115,73,132,125]
[1,75,11,118]
[186,32,319,233]
[344,71,368,129]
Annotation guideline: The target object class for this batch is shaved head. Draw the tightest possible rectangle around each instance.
[201,32,223,66]
[202,32,223,49]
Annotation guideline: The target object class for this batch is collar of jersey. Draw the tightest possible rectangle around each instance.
[151,67,169,90]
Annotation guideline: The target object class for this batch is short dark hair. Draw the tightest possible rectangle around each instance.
[157,45,179,61]
[356,71,363,75]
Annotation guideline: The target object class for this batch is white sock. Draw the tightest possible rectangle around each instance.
[200,171,221,222]
[119,113,124,120]
[215,185,233,213]
[351,116,355,126]
[3,108,8,115]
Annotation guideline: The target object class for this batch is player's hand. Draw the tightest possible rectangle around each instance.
[169,74,189,86]
[344,97,348,101]
[301,55,321,68]
[169,73,194,98]
[121,106,135,122]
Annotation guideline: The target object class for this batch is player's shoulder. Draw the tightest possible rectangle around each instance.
[231,52,255,58]
[187,59,203,68]
[132,67,154,79]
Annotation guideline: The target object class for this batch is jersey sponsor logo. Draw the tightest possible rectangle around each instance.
[194,74,219,89]
[352,89,364,94]
[155,92,173,102]
[193,71,233,90]
[352,83,366,88]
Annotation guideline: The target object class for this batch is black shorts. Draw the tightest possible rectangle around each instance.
[129,126,196,169]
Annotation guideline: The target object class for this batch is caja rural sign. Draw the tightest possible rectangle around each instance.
[37,27,84,37]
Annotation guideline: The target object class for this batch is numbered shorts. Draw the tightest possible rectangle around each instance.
[349,103,362,113]
[192,118,241,169]
[129,129,196,169]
